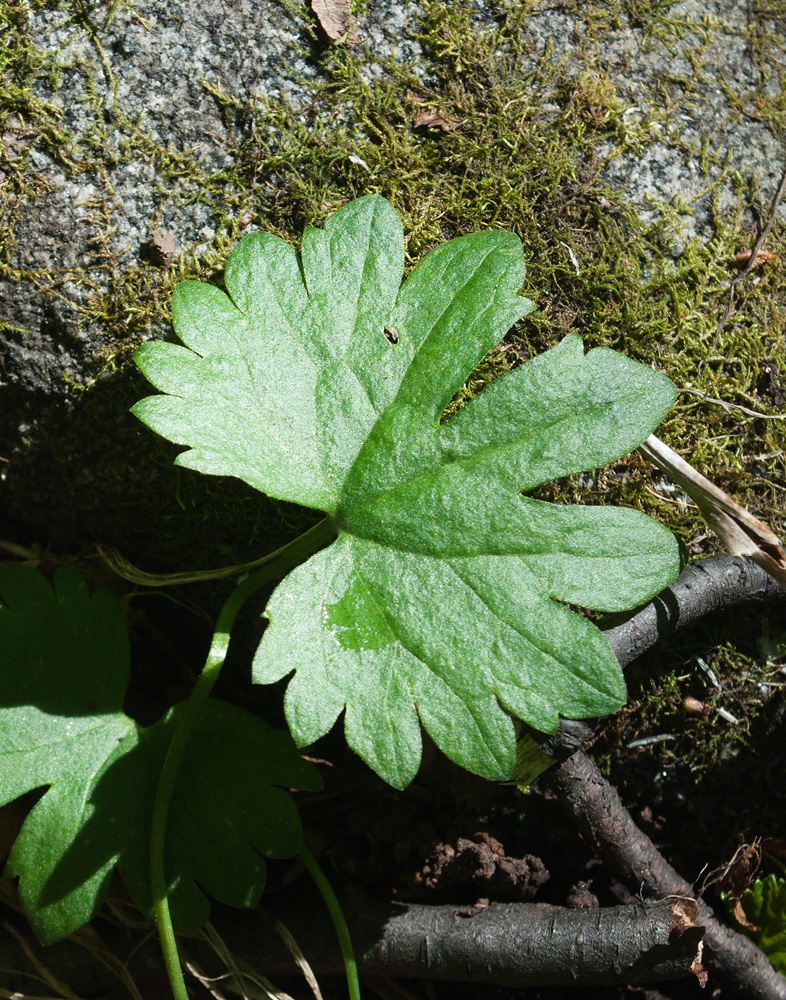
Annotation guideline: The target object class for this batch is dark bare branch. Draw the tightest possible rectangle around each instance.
[354,897,704,987]
[547,750,786,999]
[604,552,786,668]
[214,895,704,989]
[532,554,786,765]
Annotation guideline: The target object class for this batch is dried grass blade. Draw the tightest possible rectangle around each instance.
[201,923,299,1000]
[640,434,786,587]
[274,920,324,1000]
[1,922,86,1000]
[69,924,146,1000]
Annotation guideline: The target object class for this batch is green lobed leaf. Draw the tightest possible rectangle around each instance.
[0,563,321,944]
[725,875,786,973]
[133,194,680,789]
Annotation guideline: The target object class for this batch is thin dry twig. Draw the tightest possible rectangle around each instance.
[680,387,786,420]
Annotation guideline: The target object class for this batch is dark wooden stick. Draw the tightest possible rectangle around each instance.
[536,553,786,763]
[213,894,705,988]
[605,551,786,666]
[354,897,704,987]
[0,893,705,993]
[548,750,786,999]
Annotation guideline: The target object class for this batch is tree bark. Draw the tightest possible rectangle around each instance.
[354,897,704,986]
[0,893,705,993]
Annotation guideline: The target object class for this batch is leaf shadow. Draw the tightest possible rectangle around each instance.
[34,728,158,922]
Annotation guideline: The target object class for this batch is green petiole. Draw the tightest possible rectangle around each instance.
[149,517,337,1000]
[300,844,362,1000]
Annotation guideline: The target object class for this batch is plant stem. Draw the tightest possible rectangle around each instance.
[300,844,362,1000]
[149,517,337,1000]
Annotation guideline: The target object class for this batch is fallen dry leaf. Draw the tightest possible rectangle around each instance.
[151,229,178,266]
[699,841,761,934]
[714,842,762,901]
[732,248,776,269]
[414,109,461,131]
[733,899,761,934]
[311,0,353,40]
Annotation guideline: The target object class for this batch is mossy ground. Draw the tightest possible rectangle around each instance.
[2,0,786,883]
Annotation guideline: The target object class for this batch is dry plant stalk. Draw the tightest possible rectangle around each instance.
[639,434,786,588]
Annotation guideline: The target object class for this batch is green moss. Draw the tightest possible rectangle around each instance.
[0,1,70,270]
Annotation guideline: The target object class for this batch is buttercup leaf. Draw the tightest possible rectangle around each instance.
[0,563,321,944]
[134,195,680,789]
[725,875,786,973]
